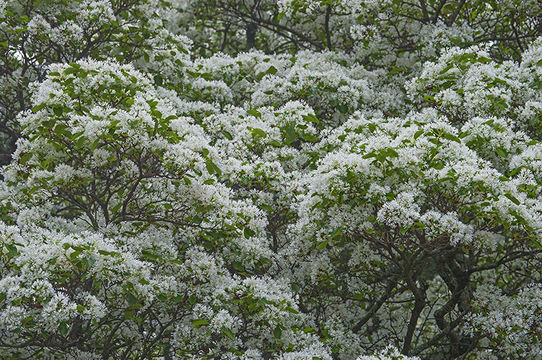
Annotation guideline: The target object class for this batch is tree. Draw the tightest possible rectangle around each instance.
[0,0,541,359]
[0,0,191,165]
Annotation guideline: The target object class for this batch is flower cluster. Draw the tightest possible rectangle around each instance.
[0,1,541,359]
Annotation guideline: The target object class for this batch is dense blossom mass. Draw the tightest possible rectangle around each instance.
[0,0,541,359]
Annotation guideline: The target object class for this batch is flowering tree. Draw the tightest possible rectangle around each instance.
[0,0,541,359]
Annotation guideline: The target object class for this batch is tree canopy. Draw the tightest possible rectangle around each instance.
[0,0,542,359]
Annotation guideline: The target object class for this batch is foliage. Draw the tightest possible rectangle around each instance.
[0,0,541,359]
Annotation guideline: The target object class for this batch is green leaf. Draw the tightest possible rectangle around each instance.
[31,103,47,113]
[284,122,297,145]
[58,322,69,336]
[153,74,163,86]
[126,293,138,306]
[82,256,95,268]
[439,63,454,75]
[52,106,63,117]
[337,103,349,114]
[300,131,318,142]
[63,67,78,75]
[76,70,88,78]
[206,159,216,175]
[285,305,299,314]
[221,326,235,340]
[243,227,256,239]
[222,130,233,140]
[53,124,70,137]
[352,293,364,300]
[442,132,461,143]
[191,319,209,327]
[316,239,329,250]
[58,321,70,336]
[5,244,17,256]
[495,147,508,157]
[385,148,399,158]
[302,114,319,124]
[141,250,159,260]
[247,109,262,118]
[531,238,542,250]
[250,127,267,138]
[19,152,32,165]
[269,139,282,147]
[98,249,120,257]
[266,65,278,75]
[273,325,282,339]
[232,261,244,272]
[504,192,520,205]
[509,208,527,224]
